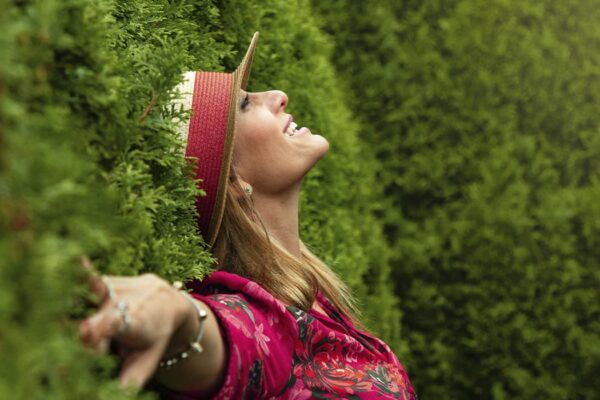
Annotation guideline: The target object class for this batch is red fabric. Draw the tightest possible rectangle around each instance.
[160,271,417,400]
[186,72,233,240]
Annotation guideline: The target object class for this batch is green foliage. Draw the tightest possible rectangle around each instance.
[1,0,399,397]
[314,0,600,398]
[2,2,151,398]
[0,0,221,398]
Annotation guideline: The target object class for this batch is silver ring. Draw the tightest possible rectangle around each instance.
[115,299,132,335]
[102,276,116,301]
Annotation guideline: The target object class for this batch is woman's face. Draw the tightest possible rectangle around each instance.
[233,90,329,194]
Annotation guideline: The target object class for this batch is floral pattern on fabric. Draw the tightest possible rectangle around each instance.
[200,292,290,400]
[280,306,416,399]
[159,271,416,400]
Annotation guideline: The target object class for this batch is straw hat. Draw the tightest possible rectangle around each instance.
[174,32,259,247]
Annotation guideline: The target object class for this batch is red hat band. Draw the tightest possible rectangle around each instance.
[186,71,234,246]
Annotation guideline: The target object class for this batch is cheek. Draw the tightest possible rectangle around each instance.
[233,128,274,180]
[236,113,275,147]
[235,114,285,156]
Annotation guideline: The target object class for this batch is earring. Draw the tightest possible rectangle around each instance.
[244,185,252,195]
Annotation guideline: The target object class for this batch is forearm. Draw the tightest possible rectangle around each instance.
[154,295,227,393]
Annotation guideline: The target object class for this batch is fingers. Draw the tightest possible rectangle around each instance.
[88,274,110,303]
[80,256,133,299]
[119,341,168,389]
[80,302,126,351]
[81,274,138,347]
[78,271,177,389]
[80,256,113,304]
[80,255,93,271]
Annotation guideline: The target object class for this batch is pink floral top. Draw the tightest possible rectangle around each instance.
[159,271,417,400]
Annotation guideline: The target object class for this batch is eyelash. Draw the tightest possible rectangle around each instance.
[240,94,250,110]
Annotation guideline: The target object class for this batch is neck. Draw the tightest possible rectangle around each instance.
[251,185,301,258]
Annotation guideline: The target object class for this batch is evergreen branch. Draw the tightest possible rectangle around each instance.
[138,92,157,124]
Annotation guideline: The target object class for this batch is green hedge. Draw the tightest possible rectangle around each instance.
[0,0,400,398]
[314,0,600,398]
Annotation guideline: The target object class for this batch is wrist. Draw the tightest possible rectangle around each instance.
[153,284,225,392]
[163,284,208,368]
[168,287,199,350]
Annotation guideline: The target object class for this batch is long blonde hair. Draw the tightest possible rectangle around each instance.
[212,169,360,325]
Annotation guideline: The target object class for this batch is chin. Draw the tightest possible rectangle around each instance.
[293,135,330,179]
[312,134,330,159]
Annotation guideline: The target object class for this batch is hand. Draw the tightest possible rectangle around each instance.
[80,261,188,389]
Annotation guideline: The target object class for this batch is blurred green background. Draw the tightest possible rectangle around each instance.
[2,0,600,398]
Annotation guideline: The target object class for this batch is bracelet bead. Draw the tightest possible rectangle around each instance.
[159,281,208,369]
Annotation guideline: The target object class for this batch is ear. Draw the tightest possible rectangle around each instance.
[229,166,252,197]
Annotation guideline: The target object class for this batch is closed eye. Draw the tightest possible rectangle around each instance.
[240,94,250,110]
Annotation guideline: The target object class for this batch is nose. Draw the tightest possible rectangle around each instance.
[266,90,288,113]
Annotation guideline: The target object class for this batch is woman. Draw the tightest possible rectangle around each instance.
[80,33,417,400]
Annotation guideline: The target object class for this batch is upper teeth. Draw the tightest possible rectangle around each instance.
[286,122,298,136]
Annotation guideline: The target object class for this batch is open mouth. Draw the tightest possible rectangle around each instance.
[285,121,299,136]
[284,117,299,137]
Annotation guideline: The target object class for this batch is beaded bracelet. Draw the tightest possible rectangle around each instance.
[159,282,208,369]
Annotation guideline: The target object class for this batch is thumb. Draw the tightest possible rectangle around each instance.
[118,342,167,389]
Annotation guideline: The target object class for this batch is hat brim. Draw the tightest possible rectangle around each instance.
[206,32,259,246]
